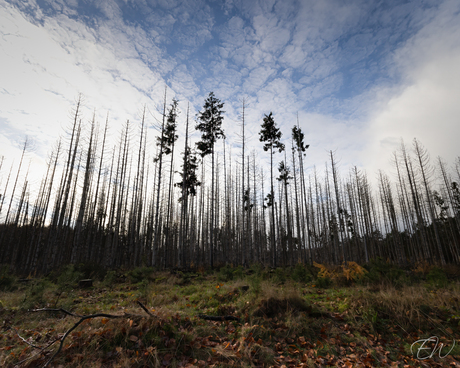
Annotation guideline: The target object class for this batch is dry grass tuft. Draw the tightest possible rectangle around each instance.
[253,295,311,318]
[350,283,460,333]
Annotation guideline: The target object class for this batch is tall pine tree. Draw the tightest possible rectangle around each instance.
[259,112,284,267]
[196,92,225,267]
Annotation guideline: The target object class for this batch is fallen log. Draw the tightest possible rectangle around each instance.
[198,314,240,322]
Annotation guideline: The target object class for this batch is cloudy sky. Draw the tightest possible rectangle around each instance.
[1,0,460,196]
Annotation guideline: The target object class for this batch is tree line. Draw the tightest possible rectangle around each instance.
[1,92,460,274]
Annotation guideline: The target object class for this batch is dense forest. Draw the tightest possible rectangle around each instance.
[1,92,460,274]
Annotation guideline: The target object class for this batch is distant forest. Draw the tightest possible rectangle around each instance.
[1,93,459,274]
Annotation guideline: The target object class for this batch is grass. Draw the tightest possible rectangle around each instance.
[0,263,460,367]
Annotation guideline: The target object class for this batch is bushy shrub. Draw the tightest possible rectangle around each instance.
[234,265,244,280]
[427,267,448,288]
[360,266,380,284]
[127,267,154,284]
[316,276,332,289]
[250,274,262,296]
[217,265,234,282]
[267,267,286,284]
[103,270,117,289]
[75,263,107,280]
[361,258,409,287]
[176,271,195,286]
[249,263,271,280]
[250,263,263,276]
[0,265,16,291]
[21,279,48,310]
[388,268,409,288]
[292,263,311,283]
[216,264,247,282]
[137,279,150,300]
[57,264,83,290]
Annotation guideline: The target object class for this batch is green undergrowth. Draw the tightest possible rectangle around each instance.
[1,261,460,367]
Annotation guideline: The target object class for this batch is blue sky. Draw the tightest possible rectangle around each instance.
[1,0,460,197]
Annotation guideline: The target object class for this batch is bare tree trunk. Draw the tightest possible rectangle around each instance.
[330,151,346,263]
[0,162,14,262]
[130,108,146,266]
[270,145,277,267]
[179,105,190,269]
[438,157,460,261]
[153,88,168,267]
[73,116,96,263]
[247,155,252,265]
[291,138,302,264]
[88,115,109,264]
[30,141,61,272]
[5,138,28,225]
[413,138,445,265]
[0,162,13,220]
[198,161,205,267]
[165,125,177,269]
[401,142,431,260]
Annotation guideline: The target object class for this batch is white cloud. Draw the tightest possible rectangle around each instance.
[363,0,460,179]
[297,112,366,172]
[281,44,306,69]
[168,64,200,100]
[1,0,460,206]
[242,66,276,94]
[0,1,174,198]
[252,13,290,53]
[95,0,123,20]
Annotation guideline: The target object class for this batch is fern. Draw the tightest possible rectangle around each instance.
[314,261,367,282]
[413,260,432,275]
[342,261,367,281]
[313,262,333,279]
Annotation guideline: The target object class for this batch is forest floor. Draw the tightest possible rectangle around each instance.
[1,263,460,367]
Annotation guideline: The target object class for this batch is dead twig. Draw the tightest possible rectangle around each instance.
[137,300,154,317]
[10,327,42,349]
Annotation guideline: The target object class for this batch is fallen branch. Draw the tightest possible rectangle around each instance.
[11,337,62,367]
[6,327,62,367]
[31,307,83,318]
[137,300,154,317]
[198,314,240,322]
[10,327,42,349]
[31,306,155,368]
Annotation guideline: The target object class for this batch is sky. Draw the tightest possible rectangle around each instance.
[1,0,460,201]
